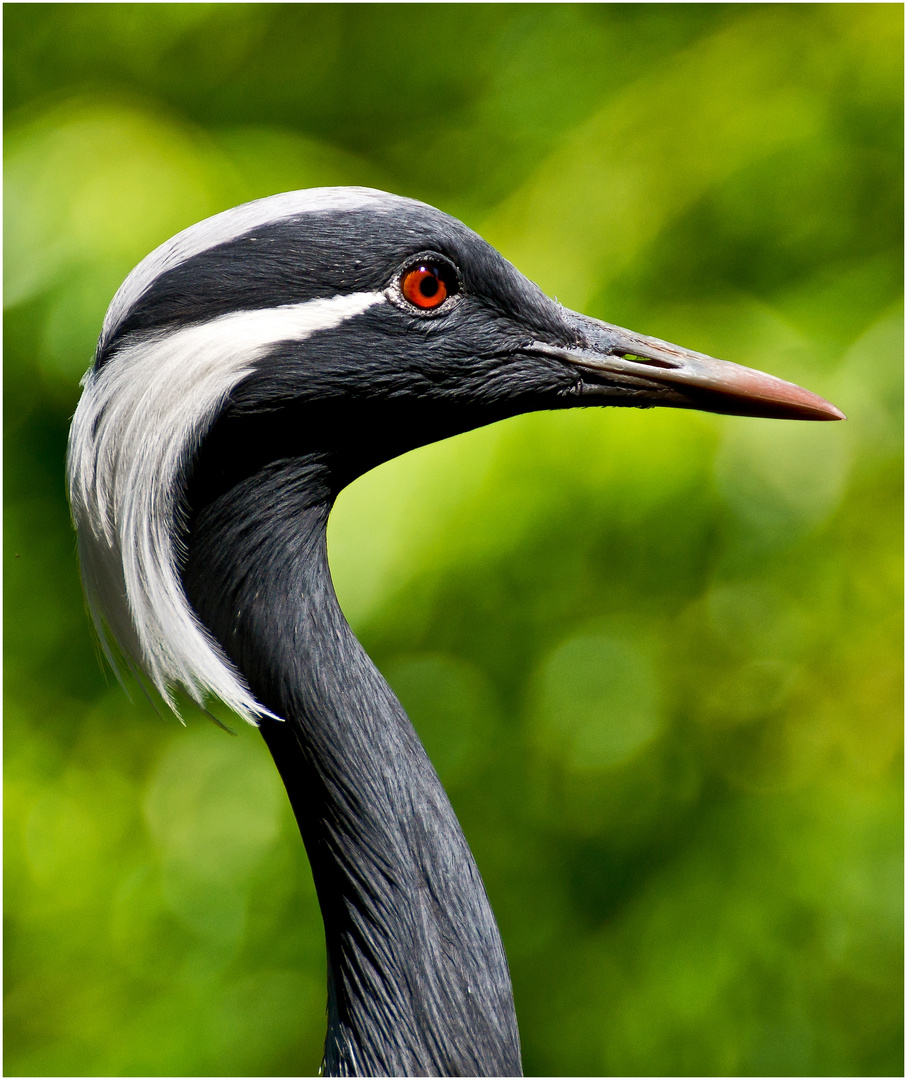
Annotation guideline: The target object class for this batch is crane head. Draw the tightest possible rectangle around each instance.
[68,186,843,721]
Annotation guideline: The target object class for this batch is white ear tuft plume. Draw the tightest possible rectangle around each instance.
[67,291,385,723]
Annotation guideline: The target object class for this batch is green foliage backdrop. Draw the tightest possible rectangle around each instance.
[5,4,902,1076]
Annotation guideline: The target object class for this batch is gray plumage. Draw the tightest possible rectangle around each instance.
[67,187,843,1076]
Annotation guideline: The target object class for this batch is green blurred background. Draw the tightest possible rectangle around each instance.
[4,4,903,1076]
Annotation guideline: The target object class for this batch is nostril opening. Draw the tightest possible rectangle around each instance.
[622,352,680,370]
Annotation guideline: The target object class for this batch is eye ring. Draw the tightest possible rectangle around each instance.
[399,257,460,312]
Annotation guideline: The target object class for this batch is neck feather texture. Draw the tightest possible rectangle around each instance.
[182,455,522,1077]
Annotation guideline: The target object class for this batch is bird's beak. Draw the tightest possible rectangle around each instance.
[529,319,845,421]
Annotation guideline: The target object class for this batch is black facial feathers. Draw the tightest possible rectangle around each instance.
[96,200,570,369]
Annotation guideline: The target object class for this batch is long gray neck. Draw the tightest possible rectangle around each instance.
[182,455,522,1077]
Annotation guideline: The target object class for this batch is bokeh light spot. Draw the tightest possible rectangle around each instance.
[532,631,663,772]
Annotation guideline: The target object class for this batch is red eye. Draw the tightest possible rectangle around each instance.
[401,264,452,309]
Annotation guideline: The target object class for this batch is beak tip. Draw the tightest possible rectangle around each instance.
[811,399,847,422]
[740,377,846,423]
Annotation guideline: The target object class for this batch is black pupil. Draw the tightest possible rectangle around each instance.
[419,272,440,297]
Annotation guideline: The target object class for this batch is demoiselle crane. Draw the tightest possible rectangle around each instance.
[67,188,843,1077]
